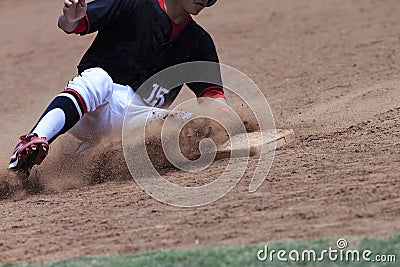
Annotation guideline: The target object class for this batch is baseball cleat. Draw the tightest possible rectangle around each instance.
[8,133,49,177]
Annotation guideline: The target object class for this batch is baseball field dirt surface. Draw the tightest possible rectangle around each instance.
[0,0,399,264]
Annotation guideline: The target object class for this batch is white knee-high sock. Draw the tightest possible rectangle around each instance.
[32,108,66,142]
[30,89,87,143]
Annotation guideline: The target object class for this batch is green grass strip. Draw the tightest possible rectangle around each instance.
[3,233,399,267]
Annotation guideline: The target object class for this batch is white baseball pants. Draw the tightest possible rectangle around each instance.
[65,67,191,144]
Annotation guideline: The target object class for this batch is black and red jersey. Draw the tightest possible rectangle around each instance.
[74,0,224,107]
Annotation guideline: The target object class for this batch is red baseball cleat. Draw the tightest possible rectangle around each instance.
[8,133,49,177]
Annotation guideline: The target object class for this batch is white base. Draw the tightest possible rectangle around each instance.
[215,129,295,160]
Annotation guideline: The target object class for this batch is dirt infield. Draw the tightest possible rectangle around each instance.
[1,0,400,264]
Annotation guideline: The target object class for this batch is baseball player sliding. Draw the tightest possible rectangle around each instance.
[8,0,231,177]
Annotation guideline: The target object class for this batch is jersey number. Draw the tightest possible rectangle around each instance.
[143,84,170,107]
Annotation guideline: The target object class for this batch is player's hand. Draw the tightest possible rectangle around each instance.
[199,97,239,130]
[63,0,87,23]
[213,104,236,127]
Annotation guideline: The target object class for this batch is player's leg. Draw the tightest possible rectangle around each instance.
[8,88,86,177]
[8,68,113,176]
[71,84,193,154]
[124,93,193,130]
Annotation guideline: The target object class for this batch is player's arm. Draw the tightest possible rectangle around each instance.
[58,0,138,35]
[188,46,226,100]
[187,43,232,120]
